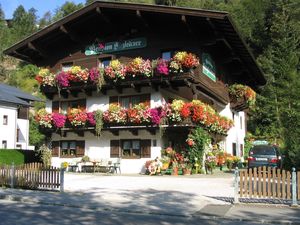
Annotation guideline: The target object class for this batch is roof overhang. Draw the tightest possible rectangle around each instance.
[4,1,266,87]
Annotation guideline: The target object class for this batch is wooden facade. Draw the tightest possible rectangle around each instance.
[5,1,265,173]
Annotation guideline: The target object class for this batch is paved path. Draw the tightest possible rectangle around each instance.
[64,173,234,214]
[1,173,300,224]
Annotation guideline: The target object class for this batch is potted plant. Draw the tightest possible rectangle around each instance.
[67,108,88,127]
[182,163,192,175]
[205,153,216,174]
[225,156,234,171]
[171,161,179,175]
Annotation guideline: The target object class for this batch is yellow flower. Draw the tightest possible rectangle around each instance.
[171,100,185,111]
[38,68,50,77]
[110,60,121,69]
[174,51,188,62]
[70,66,82,74]
[132,57,143,66]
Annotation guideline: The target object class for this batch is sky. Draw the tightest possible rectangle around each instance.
[0,0,86,19]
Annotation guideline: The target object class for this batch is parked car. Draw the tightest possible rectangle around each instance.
[248,145,282,169]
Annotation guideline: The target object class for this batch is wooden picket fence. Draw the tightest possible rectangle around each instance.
[0,163,63,191]
[239,166,300,200]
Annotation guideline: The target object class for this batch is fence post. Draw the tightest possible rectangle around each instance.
[234,167,239,204]
[10,163,15,188]
[292,167,298,206]
[60,168,64,192]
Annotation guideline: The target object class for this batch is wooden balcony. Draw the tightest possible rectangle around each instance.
[40,68,229,105]
[230,96,248,111]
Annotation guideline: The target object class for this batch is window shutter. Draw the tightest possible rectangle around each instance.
[140,94,150,107]
[109,96,119,105]
[76,141,85,157]
[52,141,59,157]
[110,140,120,158]
[52,101,59,113]
[141,139,151,158]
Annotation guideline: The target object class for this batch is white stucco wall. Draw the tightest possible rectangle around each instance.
[51,129,162,174]
[0,105,17,149]
[220,104,246,157]
[16,118,30,149]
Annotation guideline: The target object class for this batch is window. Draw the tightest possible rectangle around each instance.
[52,99,86,114]
[232,143,237,156]
[56,140,85,158]
[18,107,29,119]
[62,62,73,71]
[3,115,8,125]
[120,95,141,109]
[240,116,243,130]
[98,57,111,68]
[240,144,244,157]
[2,140,7,149]
[16,144,22,149]
[61,141,77,157]
[162,51,172,61]
[122,140,141,158]
[16,129,20,142]
[110,139,151,159]
[161,50,178,61]
[110,94,150,109]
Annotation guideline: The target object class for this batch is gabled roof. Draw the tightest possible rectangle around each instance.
[3,1,266,86]
[0,83,41,107]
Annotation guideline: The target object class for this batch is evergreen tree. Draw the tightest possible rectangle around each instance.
[11,6,38,42]
[52,1,84,21]
[38,11,52,29]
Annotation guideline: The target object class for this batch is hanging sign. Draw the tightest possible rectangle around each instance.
[202,53,216,82]
[85,37,147,56]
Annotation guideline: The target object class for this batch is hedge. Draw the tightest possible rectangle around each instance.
[0,149,41,166]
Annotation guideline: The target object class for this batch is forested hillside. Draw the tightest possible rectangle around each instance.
[0,0,299,168]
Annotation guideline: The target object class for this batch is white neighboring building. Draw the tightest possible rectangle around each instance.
[0,84,40,150]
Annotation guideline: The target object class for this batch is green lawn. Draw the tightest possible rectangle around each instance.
[0,149,25,166]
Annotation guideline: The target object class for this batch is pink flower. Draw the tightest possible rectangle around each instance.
[89,67,100,82]
[56,71,69,87]
[87,112,96,126]
[155,59,169,75]
[52,113,66,128]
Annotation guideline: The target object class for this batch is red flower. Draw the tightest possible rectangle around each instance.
[180,103,192,119]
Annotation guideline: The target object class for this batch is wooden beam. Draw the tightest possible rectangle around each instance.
[218,56,240,65]
[96,7,110,24]
[184,79,192,87]
[85,89,93,96]
[59,25,81,43]
[181,15,192,33]
[28,42,47,58]
[136,10,149,28]
[110,130,119,136]
[100,88,107,95]
[68,89,78,98]
[115,86,123,94]
[131,83,141,93]
[206,17,218,37]
[75,130,85,137]
[147,128,156,135]
[218,38,233,51]
[164,80,171,87]
[13,51,32,62]
[60,90,69,99]
[129,129,138,136]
